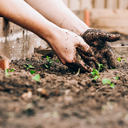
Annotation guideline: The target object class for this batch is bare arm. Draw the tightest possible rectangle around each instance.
[24,0,89,35]
[0,0,94,72]
[0,0,60,43]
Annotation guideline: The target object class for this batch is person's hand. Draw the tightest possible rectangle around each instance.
[81,29,120,69]
[49,29,97,72]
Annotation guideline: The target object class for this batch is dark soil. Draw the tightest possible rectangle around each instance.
[0,52,128,128]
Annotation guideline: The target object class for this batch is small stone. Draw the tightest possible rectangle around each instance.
[21,91,32,100]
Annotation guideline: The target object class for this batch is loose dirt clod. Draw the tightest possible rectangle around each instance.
[37,88,49,98]
[21,91,32,100]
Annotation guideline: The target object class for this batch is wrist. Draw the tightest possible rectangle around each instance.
[41,24,62,47]
[60,17,90,36]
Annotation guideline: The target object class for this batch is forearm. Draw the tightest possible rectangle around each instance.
[0,0,61,44]
[24,0,89,35]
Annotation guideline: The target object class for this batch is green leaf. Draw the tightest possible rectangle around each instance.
[24,63,34,69]
[56,59,60,62]
[46,56,51,62]
[98,63,104,68]
[33,74,40,82]
[91,71,96,76]
[123,59,126,61]
[10,69,14,72]
[25,103,33,110]
[5,69,10,77]
[30,70,36,74]
[95,69,99,76]
[28,64,34,69]
[110,83,115,89]
[24,65,27,68]
[102,79,111,85]
[91,69,100,77]
[92,76,99,81]
[97,63,105,71]
[117,57,121,62]
[75,68,80,76]
[44,64,49,68]
[6,69,9,72]
[49,60,54,64]
[114,75,119,80]
[95,70,99,76]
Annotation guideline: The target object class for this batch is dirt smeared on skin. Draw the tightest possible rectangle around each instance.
[82,29,120,69]
[0,53,128,128]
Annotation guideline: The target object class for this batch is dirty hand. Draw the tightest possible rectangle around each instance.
[82,29,120,68]
[50,29,97,72]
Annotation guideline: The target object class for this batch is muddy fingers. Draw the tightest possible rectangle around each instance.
[106,33,120,42]
[82,29,121,46]
[66,58,92,72]
[82,29,120,69]
[77,49,98,68]
[77,41,94,57]
[104,45,117,68]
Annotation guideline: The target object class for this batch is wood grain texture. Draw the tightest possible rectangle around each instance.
[80,0,93,9]
[90,9,128,35]
[106,0,118,9]
[92,0,105,8]
[118,0,128,9]
[68,0,80,10]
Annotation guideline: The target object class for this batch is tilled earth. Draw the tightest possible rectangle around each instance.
[0,53,128,128]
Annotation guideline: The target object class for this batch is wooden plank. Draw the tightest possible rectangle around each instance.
[69,0,80,10]
[90,9,128,35]
[106,0,118,9]
[93,0,105,8]
[80,0,93,9]
[118,0,128,9]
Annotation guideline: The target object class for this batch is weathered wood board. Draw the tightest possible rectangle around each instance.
[90,9,128,35]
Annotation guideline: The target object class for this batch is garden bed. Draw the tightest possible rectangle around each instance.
[0,51,128,128]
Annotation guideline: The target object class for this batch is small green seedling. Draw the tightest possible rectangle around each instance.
[91,69,99,76]
[56,59,60,62]
[30,70,36,74]
[117,57,121,62]
[5,69,14,77]
[5,69,10,77]
[91,69,100,81]
[44,56,54,69]
[92,76,100,81]
[97,63,105,71]
[102,78,115,89]
[75,68,80,76]
[32,74,40,82]
[10,69,14,72]
[24,63,34,69]
[110,83,115,89]
[56,60,60,62]
[123,59,126,61]
[114,75,119,80]
[25,103,33,110]
[102,79,111,84]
